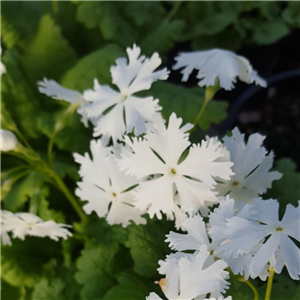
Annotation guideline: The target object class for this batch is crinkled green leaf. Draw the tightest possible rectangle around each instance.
[76,2,137,47]
[61,44,124,91]
[140,20,184,56]
[1,237,60,288]
[3,172,42,212]
[75,244,119,299]
[265,158,300,213]
[147,82,228,131]
[125,218,172,278]
[22,14,76,81]
[32,278,65,300]
[122,2,165,27]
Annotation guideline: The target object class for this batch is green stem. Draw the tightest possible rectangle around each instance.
[47,169,87,222]
[265,267,275,300]
[238,277,259,300]
[164,1,182,23]
[52,0,59,17]
[48,131,57,166]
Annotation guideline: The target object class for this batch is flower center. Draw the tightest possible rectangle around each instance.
[112,192,117,198]
[169,168,177,176]
[232,180,240,186]
[276,227,283,232]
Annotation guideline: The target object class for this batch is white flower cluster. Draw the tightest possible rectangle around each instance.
[37,44,298,297]
[147,197,299,299]
[1,210,72,245]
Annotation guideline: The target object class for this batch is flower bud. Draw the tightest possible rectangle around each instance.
[0,129,18,151]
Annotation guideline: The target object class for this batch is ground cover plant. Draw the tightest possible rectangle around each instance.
[1,2,300,300]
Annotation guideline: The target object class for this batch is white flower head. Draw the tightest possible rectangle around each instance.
[173,49,267,90]
[0,129,18,151]
[1,210,14,245]
[75,140,146,227]
[2,211,72,242]
[215,128,282,204]
[1,45,6,75]
[166,209,253,279]
[209,198,300,280]
[119,113,233,222]
[156,246,230,300]
[80,44,169,142]
[37,78,94,127]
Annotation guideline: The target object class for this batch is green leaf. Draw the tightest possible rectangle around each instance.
[1,50,41,139]
[75,244,119,299]
[147,82,228,131]
[258,272,300,300]
[61,44,124,91]
[1,15,23,49]
[252,19,289,45]
[3,172,42,212]
[265,158,300,213]
[1,237,60,288]
[1,281,23,300]
[193,12,237,36]
[76,2,137,47]
[122,2,165,27]
[38,193,66,224]
[140,20,185,56]
[125,218,173,278]
[283,2,300,27]
[32,278,65,300]
[22,14,77,81]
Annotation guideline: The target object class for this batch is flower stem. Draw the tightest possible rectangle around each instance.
[238,277,259,300]
[47,169,87,222]
[47,130,57,166]
[52,0,59,17]
[265,267,275,300]
[164,1,182,23]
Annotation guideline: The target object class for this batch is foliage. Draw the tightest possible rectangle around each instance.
[1,2,299,300]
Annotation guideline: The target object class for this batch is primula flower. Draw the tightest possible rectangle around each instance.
[155,246,230,300]
[215,128,282,204]
[74,140,146,227]
[2,211,72,242]
[209,198,300,280]
[38,78,93,127]
[173,49,267,90]
[166,211,253,279]
[119,113,233,224]
[0,129,18,151]
[80,44,169,142]
[1,210,13,245]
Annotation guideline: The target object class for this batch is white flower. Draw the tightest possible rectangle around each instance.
[209,198,300,280]
[37,78,93,127]
[2,211,72,242]
[173,49,267,90]
[119,113,233,222]
[0,129,18,151]
[1,45,6,75]
[1,210,13,245]
[156,246,230,300]
[215,128,282,205]
[166,211,253,279]
[80,44,169,142]
[74,140,146,227]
